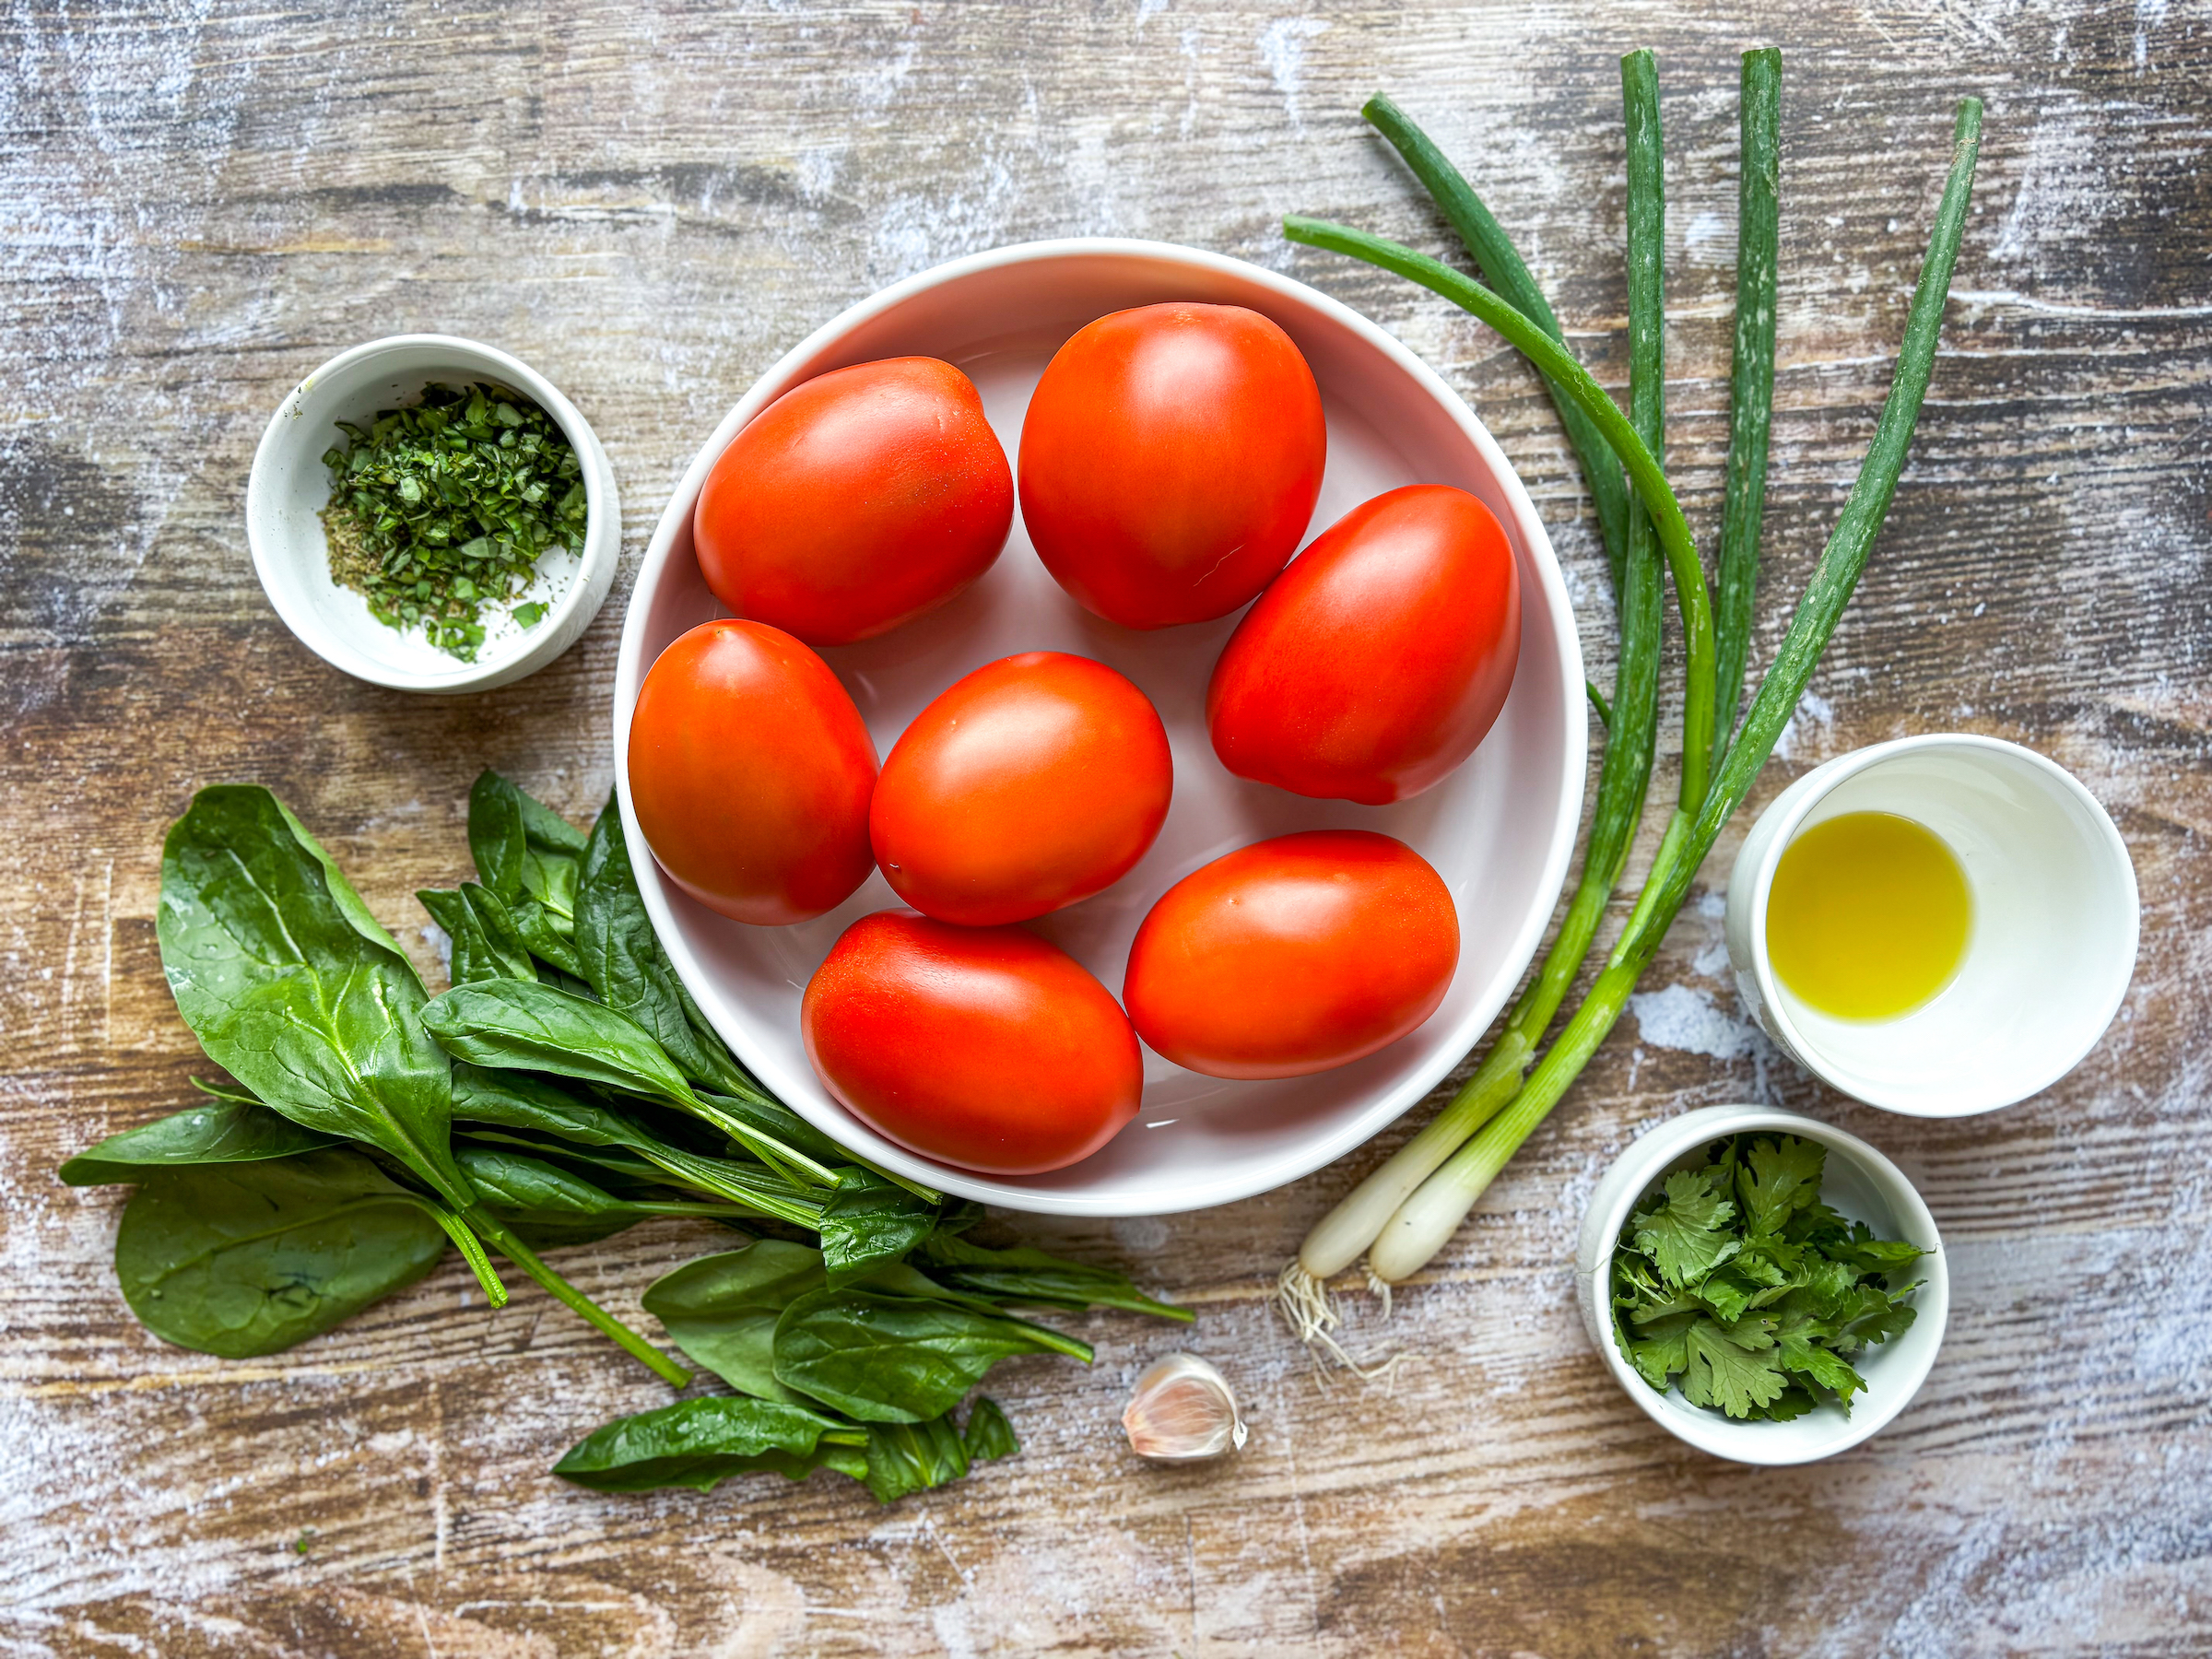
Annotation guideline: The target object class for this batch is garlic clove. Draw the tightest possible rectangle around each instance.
[1122,1352,1248,1462]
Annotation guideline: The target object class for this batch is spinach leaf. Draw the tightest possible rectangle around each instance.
[772,1288,1092,1424]
[417,883,536,988]
[818,1170,940,1286]
[642,1240,829,1404]
[916,1231,1193,1322]
[468,770,583,929]
[455,1145,753,1249]
[158,785,476,1212]
[450,1065,823,1227]
[426,980,836,1188]
[62,1096,340,1185]
[575,800,746,1093]
[862,1415,971,1504]
[115,1149,453,1358]
[458,1130,673,1193]
[857,1400,1018,1502]
[962,1396,1018,1462]
[551,1394,866,1494]
[427,979,697,1106]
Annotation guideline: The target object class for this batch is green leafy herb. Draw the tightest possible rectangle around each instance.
[818,1169,941,1285]
[60,1094,340,1185]
[455,1145,761,1250]
[320,383,585,661]
[550,1394,867,1494]
[771,1288,1091,1425]
[417,883,537,989]
[114,1149,453,1358]
[961,1396,1018,1462]
[916,1230,1193,1322]
[424,978,837,1188]
[1612,1134,1925,1420]
[449,1065,825,1226]
[158,786,482,1218]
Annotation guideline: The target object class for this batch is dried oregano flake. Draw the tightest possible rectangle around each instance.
[320,381,585,661]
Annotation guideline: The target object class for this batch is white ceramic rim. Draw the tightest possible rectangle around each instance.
[611,236,1586,1215]
[1742,733,2139,1117]
[1582,1104,1949,1465]
[246,332,619,694]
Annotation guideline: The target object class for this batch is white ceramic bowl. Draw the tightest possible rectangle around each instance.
[246,335,620,693]
[1725,734,2138,1116]
[1576,1104,1948,1465]
[614,237,1586,1216]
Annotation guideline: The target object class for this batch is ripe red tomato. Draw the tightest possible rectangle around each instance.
[1124,830,1458,1079]
[693,357,1013,646]
[1018,303,1326,629]
[628,620,878,926]
[869,652,1172,927]
[802,911,1144,1175]
[1206,485,1522,806]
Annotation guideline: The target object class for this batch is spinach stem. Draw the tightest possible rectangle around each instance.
[427,1206,509,1308]
[466,1207,693,1386]
[1370,98,1983,1281]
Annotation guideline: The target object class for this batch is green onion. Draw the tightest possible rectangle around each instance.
[1359,92,1631,587]
[1278,98,1668,1323]
[1367,98,1983,1283]
[1713,49,1783,760]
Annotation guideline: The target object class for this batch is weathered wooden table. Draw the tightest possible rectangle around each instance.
[7,3,2207,1653]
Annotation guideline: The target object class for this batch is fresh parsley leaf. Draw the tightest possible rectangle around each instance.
[1737,1134,1826,1234]
[1631,1169,1741,1288]
[1682,1317,1790,1419]
[1608,1133,1926,1424]
[1620,1309,1697,1392]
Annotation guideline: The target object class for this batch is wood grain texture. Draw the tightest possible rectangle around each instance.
[5,1,2209,1653]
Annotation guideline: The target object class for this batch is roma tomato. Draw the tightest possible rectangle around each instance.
[802,911,1144,1175]
[1018,303,1326,629]
[1124,830,1458,1079]
[693,357,1013,646]
[1206,485,1521,806]
[628,620,877,926]
[870,652,1172,926]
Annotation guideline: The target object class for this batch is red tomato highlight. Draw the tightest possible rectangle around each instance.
[802,911,1145,1175]
[1124,830,1458,1079]
[870,652,1173,927]
[693,357,1013,646]
[628,620,878,926]
[1018,303,1326,629]
[1206,485,1522,806]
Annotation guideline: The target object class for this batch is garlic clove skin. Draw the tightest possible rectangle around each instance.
[1123,1352,1248,1462]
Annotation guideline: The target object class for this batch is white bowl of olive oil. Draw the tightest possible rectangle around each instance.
[1725,734,2137,1117]
[246,335,620,694]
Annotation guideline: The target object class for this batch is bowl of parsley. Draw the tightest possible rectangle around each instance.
[247,334,620,693]
[1575,1105,1948,1465]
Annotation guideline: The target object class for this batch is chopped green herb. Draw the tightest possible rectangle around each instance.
[319,381,586,661]
[1611,1134,1924,1421]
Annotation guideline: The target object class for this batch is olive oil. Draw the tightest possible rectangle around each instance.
[1765,810,1971,1020]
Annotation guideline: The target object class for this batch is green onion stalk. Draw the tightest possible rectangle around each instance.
[1367,96,1983,1284]
[1278,54,1720,1338]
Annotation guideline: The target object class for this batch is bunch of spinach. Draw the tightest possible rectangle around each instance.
[66,769,1194,1502]
[1610,1134,1925,1420]
[559,1225,1186,1504]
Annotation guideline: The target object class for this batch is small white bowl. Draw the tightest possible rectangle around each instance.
[1575,1104,1948,1466]
[1724,734,2138,1116]
[613,237,1588,1216]
[246,335,620,693]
